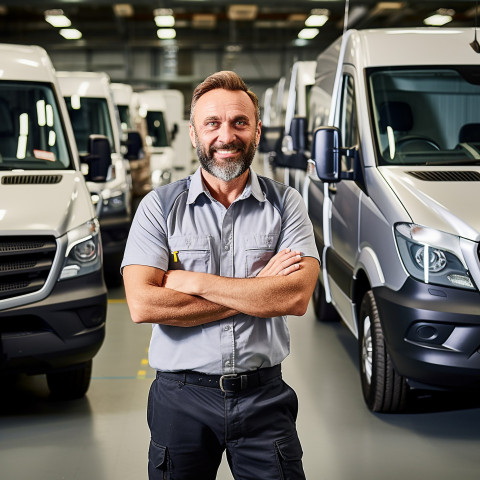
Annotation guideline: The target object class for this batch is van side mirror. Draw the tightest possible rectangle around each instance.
[282,116,307,156]
[83,134,111,182]
[312,127,341,182]
[258,125,283,153]
[125,130,144,160]
[312,126,357,183]
[171,123,179,141]
[290,116,307,152]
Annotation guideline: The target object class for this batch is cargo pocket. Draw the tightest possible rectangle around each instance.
[148,441,171,480]
[275,434,305,480]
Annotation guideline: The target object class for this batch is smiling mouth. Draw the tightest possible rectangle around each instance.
[216,149,239,155]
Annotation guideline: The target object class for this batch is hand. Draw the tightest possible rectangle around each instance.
[257,248,302,278]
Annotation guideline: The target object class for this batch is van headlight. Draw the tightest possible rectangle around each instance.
[394,223,475,290]
[59,219,102,280]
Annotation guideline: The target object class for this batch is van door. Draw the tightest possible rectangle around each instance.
[326,69,361,335]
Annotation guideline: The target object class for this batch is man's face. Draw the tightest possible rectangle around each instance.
[189,88,261,181]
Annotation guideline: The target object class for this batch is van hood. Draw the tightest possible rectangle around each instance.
[379,166,480,241]
[0,171,94,237]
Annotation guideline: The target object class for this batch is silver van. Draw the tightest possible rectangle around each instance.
[288,28,480,412]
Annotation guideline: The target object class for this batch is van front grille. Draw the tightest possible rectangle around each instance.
[0,236,56,301]
[407,171,480,182]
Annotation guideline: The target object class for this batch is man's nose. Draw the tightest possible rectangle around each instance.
[217,123,236,144]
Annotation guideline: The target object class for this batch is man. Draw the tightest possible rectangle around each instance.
[122,71,319,480]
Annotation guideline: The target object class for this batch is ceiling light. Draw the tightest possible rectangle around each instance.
[192,14,217,29]
[154,8,175,27]
[113,4,134,18]
[424,9,454,26]
[157,28,176,39]
[227,5,258,21]
[155,15,175,27]
[298,28,319,40]
[45,9,71,28]
[305,9,329,27]
[59,28,82,40]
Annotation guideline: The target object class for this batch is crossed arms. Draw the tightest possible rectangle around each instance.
[123,248,319,327]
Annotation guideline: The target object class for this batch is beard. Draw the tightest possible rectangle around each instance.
[194,131,257,182]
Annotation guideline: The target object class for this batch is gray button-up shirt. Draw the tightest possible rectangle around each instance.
[122,167,319,374]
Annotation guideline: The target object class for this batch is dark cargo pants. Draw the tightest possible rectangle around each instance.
[147,369,306,480]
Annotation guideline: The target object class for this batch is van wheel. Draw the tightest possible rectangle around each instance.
[312,277,339,322]
[358,291,408,412]
[47,360,92,400]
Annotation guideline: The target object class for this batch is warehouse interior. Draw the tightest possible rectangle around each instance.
[1,1,480,480]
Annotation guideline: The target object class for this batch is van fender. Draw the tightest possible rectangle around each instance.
[355,246,385,289]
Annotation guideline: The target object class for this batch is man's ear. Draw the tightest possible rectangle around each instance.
[189,123,196,147]
[256,120,262,144]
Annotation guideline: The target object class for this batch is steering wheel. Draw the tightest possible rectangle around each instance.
[395,136,440,152]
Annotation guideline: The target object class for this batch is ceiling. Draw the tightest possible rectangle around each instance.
[0,1,479,55]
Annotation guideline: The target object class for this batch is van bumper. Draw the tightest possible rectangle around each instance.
[0,269,107,376]
[373,278,480,390]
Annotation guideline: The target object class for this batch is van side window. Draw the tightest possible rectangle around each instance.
[339,74,359,170]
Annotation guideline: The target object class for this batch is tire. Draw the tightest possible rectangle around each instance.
[312,277,339,322]
[47,360,92,400]
[358,291,408,413]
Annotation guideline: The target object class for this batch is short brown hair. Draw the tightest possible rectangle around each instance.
[190,70,259,125]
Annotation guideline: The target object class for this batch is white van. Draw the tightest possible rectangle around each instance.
[0,44,107,398]
[110,82,151,200]
[257,77,287,182]
[57,71,132,282]
[281,60,316,192]
[157,89,195,180]
[259,61,315,190]
[137,90,176,188]
[288,28,480,412]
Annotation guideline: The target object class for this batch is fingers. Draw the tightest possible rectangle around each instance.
[257,248,302,277]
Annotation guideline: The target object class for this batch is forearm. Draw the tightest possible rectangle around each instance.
[123,265,238,326]
[163,256,319,317]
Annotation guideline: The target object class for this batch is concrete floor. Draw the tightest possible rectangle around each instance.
[1,285,480,479]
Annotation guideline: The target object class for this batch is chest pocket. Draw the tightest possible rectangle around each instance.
[244,233,279,278]
[168,235,211,273]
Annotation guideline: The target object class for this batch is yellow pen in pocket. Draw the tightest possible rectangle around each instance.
[172,251,179,262]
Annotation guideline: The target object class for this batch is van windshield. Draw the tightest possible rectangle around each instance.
[64,96,115,154]
[368,66,480,166]
[0,82,72,170]
[145,110,170,147]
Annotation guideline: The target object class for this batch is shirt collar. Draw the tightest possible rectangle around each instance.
[186,167,266,205]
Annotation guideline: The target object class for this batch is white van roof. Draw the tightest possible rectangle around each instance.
[57,71,112,98]
[0,44,57,82]
[343,28,480,69]
[111,82,134,106]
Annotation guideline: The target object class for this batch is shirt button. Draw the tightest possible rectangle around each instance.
[224,360,231,368]
[224,245,230,251]
[224,325,231,331]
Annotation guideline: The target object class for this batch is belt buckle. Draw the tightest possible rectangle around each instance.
[219,374,238,392]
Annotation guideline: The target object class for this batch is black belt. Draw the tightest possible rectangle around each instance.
[156,364,281,393]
